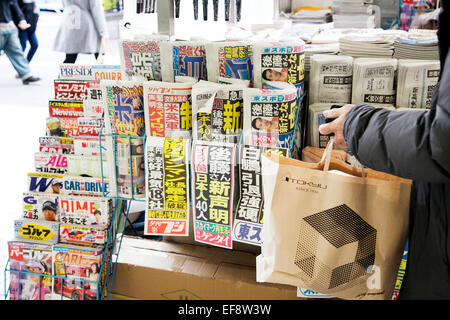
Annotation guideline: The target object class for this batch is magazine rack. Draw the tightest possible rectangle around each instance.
[3,90,306,301]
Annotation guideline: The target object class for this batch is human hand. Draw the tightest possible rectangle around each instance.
[318,104,356,148]
[18,20,31,30]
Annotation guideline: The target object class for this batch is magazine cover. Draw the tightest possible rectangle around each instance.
[143,80,195,139]
[22,192,59,221]
[192,80,246,144]
[54,80,93,101]
[59,195,113,227]
[75,118,103,137]
[232,145,287,246]
[34,152,68,175]
[144,136,190,236]
[59,64,93,81]
[58,223,108,246]
[45,117,79,137]
[48,100,84,118]
[27,173,109,196]
[120,40,162,81]
[115,137,145,198]
[14,219,59,244]
[161,41,208,82]
[27,173,65,194]
[73,136,107,157]
[242,85,298,149]
[39,136,74,154]
[52,244,103,300]
[206,41,253,85]
[191,140,236,249]
[66,154,110,179]
[252,41,305,96]
[8,240,53,300]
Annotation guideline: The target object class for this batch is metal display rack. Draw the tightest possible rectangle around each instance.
[3,83,306,300]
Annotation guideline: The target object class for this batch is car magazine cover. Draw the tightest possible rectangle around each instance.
[206,41,253,85]
[191,140,236,249]
[143,80,195,139]
[22,192,59,221]
[120,39,162,81]
[144,136,190,236]
[52,244,104,300]
[27,173,109,196]
[58,195,113,227]
[8,240,53,300]
[243,85,298,149]
[14,219,59,244]
[232,145,287,246]
[192,80,246,144]
[161,41,208,82]
[59,224,108,246]
[252,41,306,97]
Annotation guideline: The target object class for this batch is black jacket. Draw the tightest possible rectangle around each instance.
[343,7,450,299]
[0,0,24,24]
[12,0,38,33]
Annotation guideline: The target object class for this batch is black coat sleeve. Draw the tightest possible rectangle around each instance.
[343,56,450,183]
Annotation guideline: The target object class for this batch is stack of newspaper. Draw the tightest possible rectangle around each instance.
[396,59,440,109]
[304,43,340,72]
[351,57,398,108]
[339,32,398,58]
[332,0,380,28]
[393,30,439,60]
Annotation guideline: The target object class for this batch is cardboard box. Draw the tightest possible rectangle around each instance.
[110,236,301,300]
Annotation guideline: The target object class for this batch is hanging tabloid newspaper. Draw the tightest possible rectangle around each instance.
[35,152,68,174]
[58,224,108,246]
[120,40,162,81]
[143,80,195,139]
[144,137,190,236]
[58,196,113,227]
[192,81,245,144]
[14,219,59,244]
[192,140,236,249]
[8,240,53,300]
[27,173,109,196]
[102,81,145,137]
[161,41,208,82]
[52,244,103,300]
[243,85,298,149]
[49,100,84,118]
[253,41,305,96]
[232,146,288,246]
[22,192,59,221]
[206,41,253,85]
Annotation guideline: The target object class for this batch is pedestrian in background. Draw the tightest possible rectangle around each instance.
[13,0,39,63]
[53,0,107,64]
[0,0,40,84]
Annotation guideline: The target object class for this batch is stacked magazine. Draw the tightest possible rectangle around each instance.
[393,30,439,61]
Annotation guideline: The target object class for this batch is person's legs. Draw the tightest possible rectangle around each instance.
[18,29,27,52]
[26,31,38,62]
[2,28,31,79]
[63,53,78,64]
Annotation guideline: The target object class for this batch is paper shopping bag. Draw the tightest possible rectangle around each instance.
[257,141,411,300]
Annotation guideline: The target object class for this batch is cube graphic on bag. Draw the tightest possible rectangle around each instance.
[294,204,377,291]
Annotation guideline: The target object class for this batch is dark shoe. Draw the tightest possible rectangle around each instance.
[22,76,41,85]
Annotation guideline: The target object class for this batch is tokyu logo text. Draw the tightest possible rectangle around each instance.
[283,176,327,189]
[19,224,54,241]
